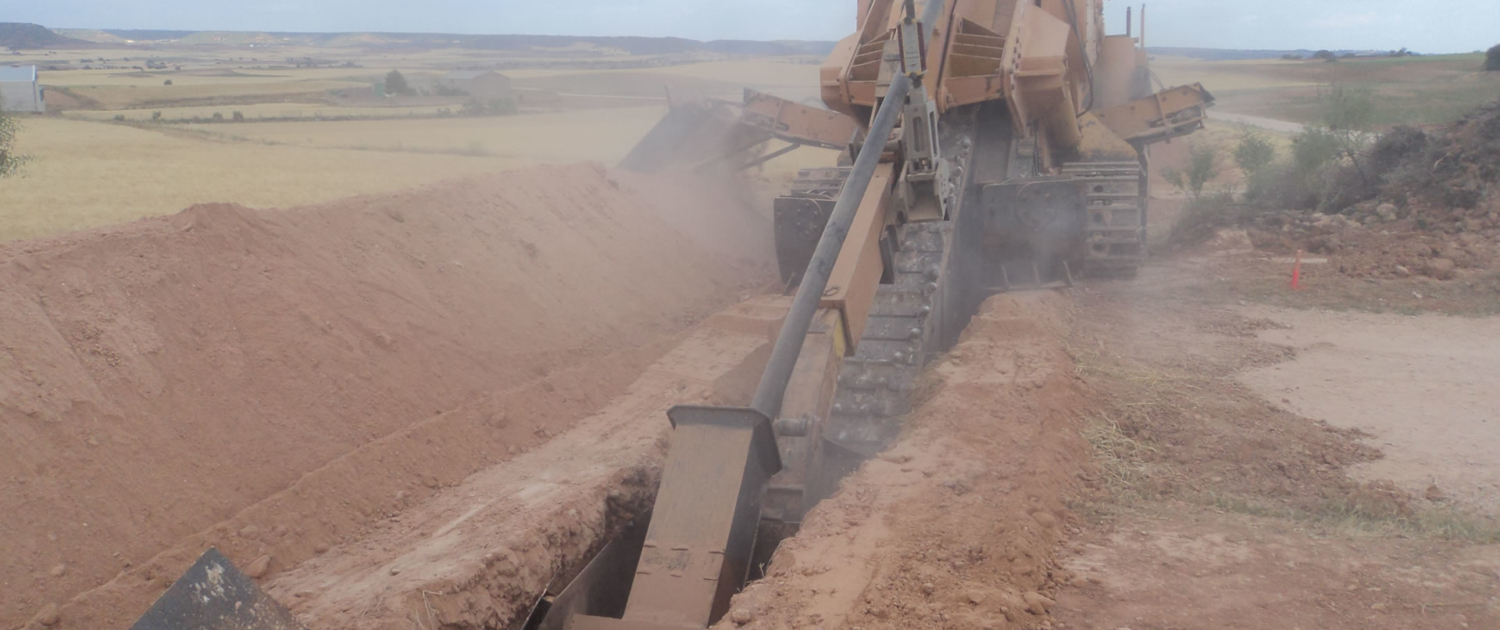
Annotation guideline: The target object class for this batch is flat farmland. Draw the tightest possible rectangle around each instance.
[66,103,456,122]
[0,117,528,242]
[1161,53,1500,127]
[179,106,669,160]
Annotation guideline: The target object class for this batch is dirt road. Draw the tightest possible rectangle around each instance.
[1240,307,1500,513]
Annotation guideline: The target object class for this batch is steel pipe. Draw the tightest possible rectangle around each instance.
[750,79,914,418]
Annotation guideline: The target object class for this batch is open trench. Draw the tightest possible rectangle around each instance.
[2,156,1095,630]
[0,164,772,630]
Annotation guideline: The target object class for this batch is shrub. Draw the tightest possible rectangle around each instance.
[211,112,224,122]
[1317,162,1375,213]
[1162,143,1220,200]
[113,114,126,121]
[384,70,415,96]
[1291,127,1342,179]
[1244,161,1307,209]
[1232,131,1276,179]
[151,111,162,122]
[1487,44,1500,71]
[0,106,31,178]
[232,111,245,122]
[1368,126,1428,179]
[1167,191,1240,247]
[163,79,172,86]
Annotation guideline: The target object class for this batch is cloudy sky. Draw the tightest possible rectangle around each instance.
[3,0,1495,54]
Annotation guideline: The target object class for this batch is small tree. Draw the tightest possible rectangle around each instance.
[1162,143,1220,200]
[1232,131,1275,180]
[1321,83,1376,183]
[0,105,30,178]
[1486,44,1500,71]
[385,70,414,96]
[1313,49,1337,61]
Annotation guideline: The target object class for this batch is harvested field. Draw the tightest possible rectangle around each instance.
[0,163,771,630]
[0,118,529,243]
[180,106,670,160]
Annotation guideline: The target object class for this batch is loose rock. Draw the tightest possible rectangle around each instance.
[730,608,755,625]
[1022,591,1054,615]
[244,554,272,579]
[32,604,59,627]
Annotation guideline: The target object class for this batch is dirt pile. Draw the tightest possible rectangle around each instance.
[0,163,769,630]
[715,293,1094,630]
[1243,209,1500,282]
[1242,101,1500,281]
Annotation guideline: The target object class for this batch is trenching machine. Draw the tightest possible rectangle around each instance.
[129,2,1211,629]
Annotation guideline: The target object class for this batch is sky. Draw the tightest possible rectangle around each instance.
[2,0,1496,55]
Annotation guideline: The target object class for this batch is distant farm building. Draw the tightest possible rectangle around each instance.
[437,70,512,99]
[0,65,44,113]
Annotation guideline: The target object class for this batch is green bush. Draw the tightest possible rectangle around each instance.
[384,70,415,96]
[1244,160,1315,210]
[1486,44,1500,71]
[0,105,30,178]
[1167,191,1241,247]
[1233,131,1276,179]
[1162,143,1220,200]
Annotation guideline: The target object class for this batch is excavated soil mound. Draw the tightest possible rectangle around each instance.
[716,292,1095,630]
[0,163,769,630]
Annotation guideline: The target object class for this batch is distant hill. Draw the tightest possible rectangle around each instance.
[1147,47,1411,61]
[0,23,97,49]
[53,28,836,57]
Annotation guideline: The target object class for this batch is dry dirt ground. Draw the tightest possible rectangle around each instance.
[714,254,1498,630]
[1052,255,1500,630]
[15,208,1498,630]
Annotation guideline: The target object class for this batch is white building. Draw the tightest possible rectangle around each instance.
[0,65,44,114]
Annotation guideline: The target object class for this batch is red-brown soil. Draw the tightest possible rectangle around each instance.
[1052,257,1500,630]
[715,293,1095,630]
[266,296,786,630]
[0,163,770,630]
